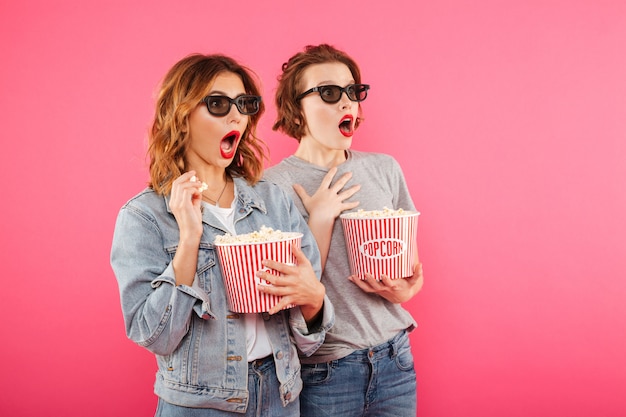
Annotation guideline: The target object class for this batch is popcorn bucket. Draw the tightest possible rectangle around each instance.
[340,211,419,280]
[214,233,302,313]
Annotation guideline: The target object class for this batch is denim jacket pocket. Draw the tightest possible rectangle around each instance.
[196,242,217,293]
[164,243,216,294]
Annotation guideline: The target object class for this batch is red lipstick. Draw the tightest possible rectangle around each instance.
[338,114,354,137]
[220,130,240,159]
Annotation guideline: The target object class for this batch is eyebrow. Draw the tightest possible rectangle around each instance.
[314,80,356,87]
[205,90,247,97]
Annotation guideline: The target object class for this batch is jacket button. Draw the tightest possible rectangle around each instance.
[226,398,246,403]
[275,351,284,360]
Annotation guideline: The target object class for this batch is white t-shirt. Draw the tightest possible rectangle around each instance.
[202,188,272,361]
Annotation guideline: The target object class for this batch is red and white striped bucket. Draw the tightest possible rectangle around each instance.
[214,233,302,313]
[340,211,419,280]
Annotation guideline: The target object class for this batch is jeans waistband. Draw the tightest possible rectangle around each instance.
[248,355,274,372]
[348,330,408,362]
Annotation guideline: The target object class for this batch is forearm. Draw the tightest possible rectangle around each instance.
[172,238,200,286]
[306,215,335,269]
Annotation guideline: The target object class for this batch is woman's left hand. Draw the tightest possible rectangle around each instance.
[256,243,325,320]
[349,263,424,304]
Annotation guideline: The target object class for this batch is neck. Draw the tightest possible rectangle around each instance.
[294,144,347,168]
[201,174,230,206]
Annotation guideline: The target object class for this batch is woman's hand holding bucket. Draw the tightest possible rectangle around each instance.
[256,243,325,321]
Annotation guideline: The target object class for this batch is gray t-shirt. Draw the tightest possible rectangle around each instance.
[264,150,417,363]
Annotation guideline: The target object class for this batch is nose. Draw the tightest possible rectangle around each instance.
[339,92,352,110]
[226,104,243,124]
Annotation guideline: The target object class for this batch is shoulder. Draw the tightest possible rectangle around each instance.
[263,163,286,180]
[263,159,300,186]
[348,150,400,168]
[113,188,170,234]
[265,157,296,173]
[119,188,166,218]
[122,187,161,206]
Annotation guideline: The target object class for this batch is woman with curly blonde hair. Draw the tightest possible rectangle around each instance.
[148,54,266,195]
[111,53,334,417]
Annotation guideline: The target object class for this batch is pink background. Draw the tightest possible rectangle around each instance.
[2,1,625,416]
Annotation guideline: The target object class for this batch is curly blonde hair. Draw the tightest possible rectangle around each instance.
[273,44,364,141]
[148,54,267,195]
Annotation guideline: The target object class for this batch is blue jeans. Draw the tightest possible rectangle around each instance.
[155,356,300,417]
[300,331,417,417]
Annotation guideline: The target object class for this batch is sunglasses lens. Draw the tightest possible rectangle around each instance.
[237,96,260,115]
[347,84,369,102]
[316,85,369,103]
[204,95,260,116]
[206,96,230,116]
[319,86,342,103]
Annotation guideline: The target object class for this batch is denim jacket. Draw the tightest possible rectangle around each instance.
[111,178,334,413]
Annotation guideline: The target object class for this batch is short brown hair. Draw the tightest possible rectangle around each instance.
[273,44,364,141]
[148,54,267,195]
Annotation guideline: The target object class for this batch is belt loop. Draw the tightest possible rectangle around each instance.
[389,331,402,358]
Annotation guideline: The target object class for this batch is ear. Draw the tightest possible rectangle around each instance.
[180,118,189,134]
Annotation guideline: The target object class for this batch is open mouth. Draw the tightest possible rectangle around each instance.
[220,131,240,159]
[338,115,354,137]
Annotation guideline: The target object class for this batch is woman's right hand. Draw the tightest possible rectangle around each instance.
[169,171,205,286]
[169,171,204,243]
[293,166,360,223]
[256,244,326,323]
[293,167,360,268]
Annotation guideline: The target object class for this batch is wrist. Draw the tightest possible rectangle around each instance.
[178,235,201,249]
[301,285,325,323]
[308,213,336,228]
[301,300,324,328]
